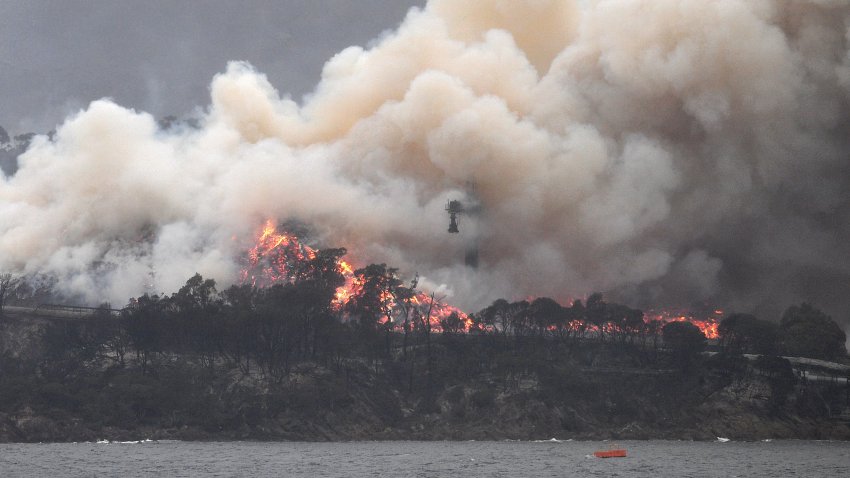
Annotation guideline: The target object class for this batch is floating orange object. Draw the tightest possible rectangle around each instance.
[593,449,627,458]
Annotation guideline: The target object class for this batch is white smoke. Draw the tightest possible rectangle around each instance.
[1,0,850,323]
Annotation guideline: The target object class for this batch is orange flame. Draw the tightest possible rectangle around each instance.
[241,220,470,331]
[241,220,320,287]
[644,308,722,339]
[242,221,718,338]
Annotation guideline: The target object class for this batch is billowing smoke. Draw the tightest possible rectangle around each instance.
[1,0,850,325]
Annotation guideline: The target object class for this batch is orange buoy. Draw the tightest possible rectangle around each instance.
[593,444,627,458]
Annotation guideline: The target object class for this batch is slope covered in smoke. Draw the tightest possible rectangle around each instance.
[1,0,849,325]
[0,128,33,177]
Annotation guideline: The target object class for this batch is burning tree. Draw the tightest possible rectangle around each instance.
[644,308,722,340]
[240,220,470,333]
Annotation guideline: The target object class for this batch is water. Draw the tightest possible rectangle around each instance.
[1,440,848,477]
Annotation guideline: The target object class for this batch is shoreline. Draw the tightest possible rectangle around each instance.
[4,436,849,445]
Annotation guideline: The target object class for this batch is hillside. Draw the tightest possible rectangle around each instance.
[1,310,848,443]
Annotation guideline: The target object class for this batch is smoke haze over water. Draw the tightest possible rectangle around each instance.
[1,0,849,325]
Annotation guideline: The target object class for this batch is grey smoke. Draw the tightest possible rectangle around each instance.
[1,0,849,332]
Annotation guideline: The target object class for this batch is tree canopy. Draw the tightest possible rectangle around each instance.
[663,321,706,368]
[780,303,847,360]
[718,313,779,355]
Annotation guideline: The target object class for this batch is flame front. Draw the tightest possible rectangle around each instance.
[242,220,718,338]
[645,308,722,340]
[241,220,470,330]
[241,220,319,287]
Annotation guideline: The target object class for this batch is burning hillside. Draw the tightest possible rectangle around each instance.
[241,220,470,330]
[1,1,849,331]
[240,219,721,338]
[645,309,721,340]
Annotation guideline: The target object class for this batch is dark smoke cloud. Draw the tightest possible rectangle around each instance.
[1,0,849,335]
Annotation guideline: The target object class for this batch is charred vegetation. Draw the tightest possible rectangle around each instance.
[0,253,848,442]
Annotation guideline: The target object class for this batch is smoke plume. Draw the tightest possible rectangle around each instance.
[2,0,850,325]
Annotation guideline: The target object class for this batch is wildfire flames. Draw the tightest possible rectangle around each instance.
[645,308,722,340]
[240,221,318,287]
[241,220,470,330]
[241,220,720,339]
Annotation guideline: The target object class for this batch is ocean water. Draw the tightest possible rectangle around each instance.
[1,439,848,477]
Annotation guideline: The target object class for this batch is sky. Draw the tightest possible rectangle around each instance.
[0,0,424,133]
